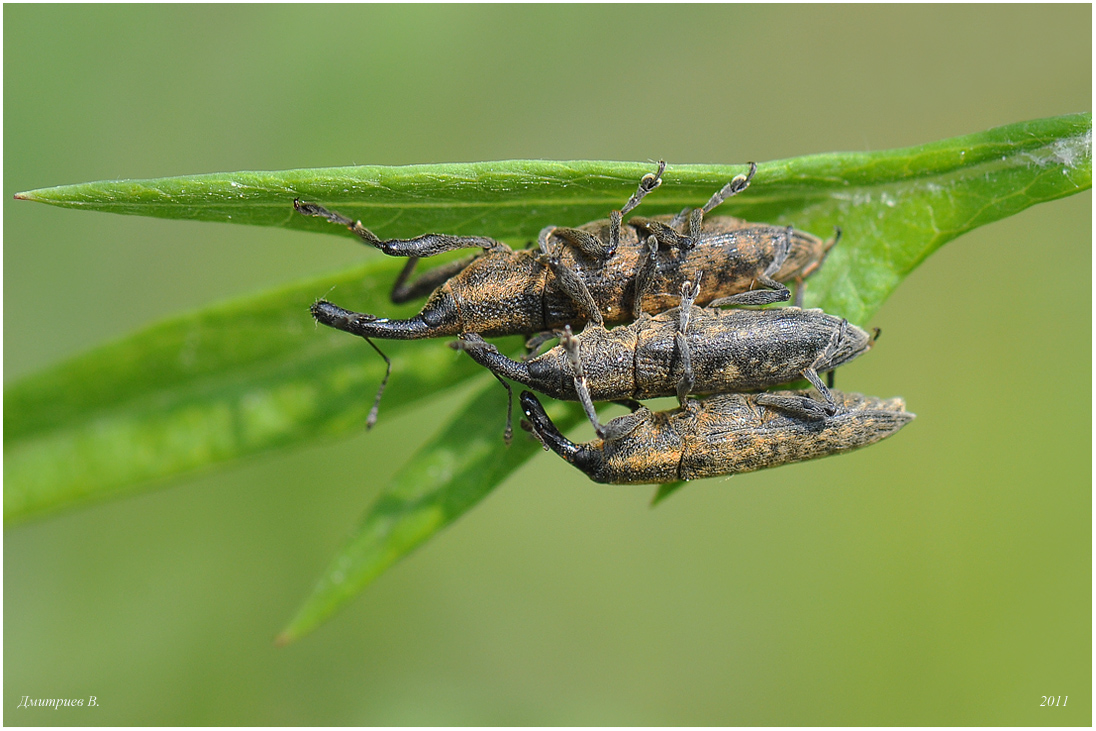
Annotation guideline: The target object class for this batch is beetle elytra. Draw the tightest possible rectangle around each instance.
[456,276,874,439]
[520,389,913,484]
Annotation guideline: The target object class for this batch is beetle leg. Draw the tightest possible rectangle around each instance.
[677,273,702,334]
[828,226,844,251]
[669,207,691,229]
[630,218,691,249]
[755,224,793,286]
[549,258,604,327]
[813,318,850,369]
[544,161,665,260]
[755,392,831,422]
[675,275,703,405]
[389,254,477,304]
[548,226,614,259]
[522,330,560,359]
[563,323,647,441]
[684,161,757,247]
[801,368,838,416]
[312,299,458,339]
[685,209,704,250]
[621,161,666,216]
[700,162,757,215]
[634,155,754,252]
[707,284,791,308]
[707,224,793,308]
[538,227,604,327]
[761,222,792,294]
[295,199,508,257]
[607,210,623,255]
[560,325,612,438]
[612,161,666,251]
[598,410,646,441]
[799,318,848,415]
[632,235,659,319]
[536,225,555,257]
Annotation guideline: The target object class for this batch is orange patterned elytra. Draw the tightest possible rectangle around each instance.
[520,389,913,485]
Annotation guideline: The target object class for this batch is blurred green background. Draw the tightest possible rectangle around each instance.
[4,5,1090,725]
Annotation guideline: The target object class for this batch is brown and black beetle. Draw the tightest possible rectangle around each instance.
[455,275,874,439]
[301,162,838,341]
[520,389,913,485]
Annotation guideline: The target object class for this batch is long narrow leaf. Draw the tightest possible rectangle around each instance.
[3,259,509,523]
[16,115,1090,258]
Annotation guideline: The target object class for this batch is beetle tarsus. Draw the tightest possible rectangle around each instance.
[296,199,504,257]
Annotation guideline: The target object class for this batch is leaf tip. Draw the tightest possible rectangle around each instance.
[277,606,324,646]
[651,480,686,506]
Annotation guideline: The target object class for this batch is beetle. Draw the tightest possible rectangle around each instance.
[301,161,839,342]
[520,389,914,485]
[454,275,875,439]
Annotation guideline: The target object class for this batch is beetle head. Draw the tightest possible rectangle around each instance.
[520,391,603,478]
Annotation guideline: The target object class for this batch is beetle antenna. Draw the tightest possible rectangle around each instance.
[488,369,514,445]
[361,337,392,430]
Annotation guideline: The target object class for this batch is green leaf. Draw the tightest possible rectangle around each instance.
[7,114,1090,639]
[276,383,585,645]
[16,114,1091,275]
[651,481,687,507]
[3,257,512,523]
